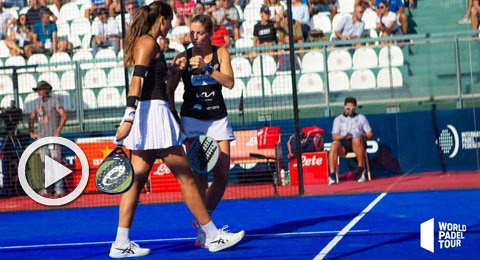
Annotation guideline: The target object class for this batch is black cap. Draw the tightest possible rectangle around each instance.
[98,8,109,15]
[260,6,270,14]
[33,81,52,92]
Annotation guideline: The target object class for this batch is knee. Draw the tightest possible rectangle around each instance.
[176,175,196,188]
[331,6,337,13]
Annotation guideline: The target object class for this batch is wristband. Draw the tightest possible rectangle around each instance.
[127,96,139,108]
[123,108,136,122]
[204,64,214,75]
[170,110,181,124]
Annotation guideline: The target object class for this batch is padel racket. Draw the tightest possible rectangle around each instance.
[95,141,134,194]
[186,135,221,175]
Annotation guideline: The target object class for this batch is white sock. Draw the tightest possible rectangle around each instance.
[115,227,130,246]
[201,220,218,239]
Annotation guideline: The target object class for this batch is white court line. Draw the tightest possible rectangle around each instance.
[314,192,388,260]
[0,230,369,250]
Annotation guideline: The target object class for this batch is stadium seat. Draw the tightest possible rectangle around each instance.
[224,79,245,100]
[84,68,108,88]
[73,50,94,69]
[350,69,376,89]
[168,41,185,52]
[231,57,252,78]
[239,21,256,39]
[337,0,355,13]
[27,53,49,72]
[38,71,61,90]
[363,8,377,30]
[82,89,97,109]
[0,40,10,58]
[69,34,82,49]
[328,71,350,91]
[50,52,73,71]
[352,47,378,69]
[235,5,244,21]
[70,17,91,37]
[56,19,70,38]
[327,49,352,71]
[17,73,37,93]
[331,13,345,33]
[94,49,117,68]
[298,73,324,93]
[243,4,261,22]
[97,87,122,107]
[246,77,272,97]
[5,55,27,73]
[52,90,75,111]
[377,67,403,88]
[1,95,23,109]
[252,55,277,76]
[0,75,14,94]
[115,14,129,32]
[312,14,332,33]
[60,70,76,90]
[169,25,189,42]
[234,37,254,49]
[81,34,92,50]
[0,58,3,71]
[272,75,293,95]
[378,45,404,67]
[59,2,80,21]
[301,51,325,73]
[47,4,59,17]
[108,67,126,87]
[23,93,38,114]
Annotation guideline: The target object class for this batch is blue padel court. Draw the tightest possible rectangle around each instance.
[0,189,478,259]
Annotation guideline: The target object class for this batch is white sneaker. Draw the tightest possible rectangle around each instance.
[207,226,245,252]
[192,220,208,248]
[109,241,150,258]
[328,175,336,185]
[357,169,367,183]
[458,16,471,24]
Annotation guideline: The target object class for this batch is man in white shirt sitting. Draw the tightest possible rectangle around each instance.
[91,8,120,58]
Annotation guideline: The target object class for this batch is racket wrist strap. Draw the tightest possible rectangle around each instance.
[123,108,136,122]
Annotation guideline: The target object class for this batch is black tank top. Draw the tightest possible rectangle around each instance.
[139,34,168,101]
[180,46,227,119]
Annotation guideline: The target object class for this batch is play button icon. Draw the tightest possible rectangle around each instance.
[18,137,90,206]
[44,155,72,189]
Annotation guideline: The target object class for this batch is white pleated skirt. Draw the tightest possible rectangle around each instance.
[120,100,182,150]
[181,116,235,141]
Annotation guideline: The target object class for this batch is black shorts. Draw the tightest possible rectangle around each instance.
[337,139,353,153]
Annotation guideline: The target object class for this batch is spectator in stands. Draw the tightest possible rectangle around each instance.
[458,0,474,24]
[328,96,373,184]
[5,14,34,57]
[210,15,230,48]
[111,0,136,17]
[235,0,250,10]
[84,0,112,20]
[31,9,70,56]
[0,0,15,40]
[375,0,408,35]
[194,2,208,15]
[291,0,310,41]
[39,0,66,13]
[198,0,216,13]
[308,0,337,21]
[356,0,375,10]
[26,0,57,26]
[277,11,303,45]
[253,6,278,47]
[376,0,402,43]
[264,0,284,22]
[91,8,121,58]
[470,0,480,32]
[159,37,176,52]
[125,0,139,30]
[214,0,240,41]
[173,0,195,26]
[331,5,365,47]
[29,81,68,197]
[3,0,26,9]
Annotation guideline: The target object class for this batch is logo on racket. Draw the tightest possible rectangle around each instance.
[95,145,134,194]
[186,135,221,175]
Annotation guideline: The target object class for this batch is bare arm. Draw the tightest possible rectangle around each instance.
[55,107,68,136]
[29,112,37,139]
[212,47,234,89]
[166,52,187,111]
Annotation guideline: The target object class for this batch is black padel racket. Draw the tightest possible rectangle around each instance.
[95,141,133,194]
[186,135,221,175]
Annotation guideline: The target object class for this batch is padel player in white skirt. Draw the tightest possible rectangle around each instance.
[167,14,239,249]
[111,2,244,258]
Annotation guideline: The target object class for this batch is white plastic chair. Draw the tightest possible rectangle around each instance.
[38,71,61,90]
[328,71,350,91]
[350,69,376,89]
[331,13,345,33]
[272,75,293,95]
[377,67,403,88]
[1,95,23,109]
[0,75,14,94]
[0,40,10,58]
[23,93,39,114]
[168,41,185,53]
[59,2,80,21]
[169,25,189,42]
[337,0,355,13]
[84,68,108,88]
[239,21,256,39]
[301,51,325,73]
[378,45,404,67]
[94,49,117,68]
[97,87,122,107]
[363,8,377,30]
[60,70,76,90]
[327,49,352,71]
[312,14,332,33]
[246,77,272,97]
[298,73,324,93]
[50,52,73,71]
[352,47,378,69]
[243,4,261,22]
[108,67,126,87]
[73,50,94,69]
[224,79,245,100]
[231,57,252,78]
[17,73,37,93]
[82,89,97,109]
[5,55,27,73]
[56,19,70,38]
[70,17,91,37]
[52,90,75,111]
[234,38,254,49]
[81,33,92,50]
[27,53,49,72]
[252,55,277,76]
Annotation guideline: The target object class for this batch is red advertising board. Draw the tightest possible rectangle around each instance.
[288,152,328,185]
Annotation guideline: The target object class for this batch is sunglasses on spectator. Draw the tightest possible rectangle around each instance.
[196,7,205,9]
[379,6,386,9]
[346,107,356,111]
[127,6,138,11]
[356,10,364,13]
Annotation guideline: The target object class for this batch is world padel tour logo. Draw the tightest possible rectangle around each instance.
[436,125,459,158]
[420,218,467,253]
